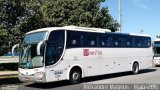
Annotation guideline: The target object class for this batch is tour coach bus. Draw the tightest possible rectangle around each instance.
[153,38,160,66]
[17,26,153,84]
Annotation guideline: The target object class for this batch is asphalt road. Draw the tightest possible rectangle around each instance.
[1,67,160,90]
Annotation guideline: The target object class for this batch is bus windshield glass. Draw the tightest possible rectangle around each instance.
[23,31,47,44]
[20,31,47,69]
[154,42,160,57]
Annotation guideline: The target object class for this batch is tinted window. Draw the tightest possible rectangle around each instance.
[66,31,151,48]
[112,35,123,47]
[86,33,99,47]
[154,41,160,47]
[123,35,132,47]
[67,31,85,48]
[48,30,64,47]
[145,37,151,47]
[23,31,47,44]
[45,30,64,66]
[99,34,107,47]
[131,36,151,48]
[67,31,100,48]
[106,35,113,47]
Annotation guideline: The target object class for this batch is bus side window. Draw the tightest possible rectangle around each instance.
[125,35,132,47]
[106,36,113,47]
[132,37,136,47]
[99,35,106,47]
[148,38,151,47]
[137,37,144,47]
[135,37,142,47]
[144,37,151,47]
[45,44,56,65]
[86,33,98,47]
[72,40,77,45]
[80,35,84,47]
[67,31,84,48]
[45,30,64,66]
[112,35,122,47]
[90,40,95,46]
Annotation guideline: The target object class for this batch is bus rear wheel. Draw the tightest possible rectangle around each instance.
[69,69,82,84]
[132,62,139,74]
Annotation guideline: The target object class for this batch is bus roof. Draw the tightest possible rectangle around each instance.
[130,33,150,37]
[154,38,160,42]
[26,26,151,37]
[26,26,111,34]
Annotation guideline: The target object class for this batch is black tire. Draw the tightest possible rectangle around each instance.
[153,63,157,67]
[69,69,81,84]
[132,63,139,74]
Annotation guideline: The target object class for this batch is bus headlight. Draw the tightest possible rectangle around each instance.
[34,72,44,76]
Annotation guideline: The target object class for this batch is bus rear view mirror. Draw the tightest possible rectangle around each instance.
[37,41,45,56]
[12,44,20,57]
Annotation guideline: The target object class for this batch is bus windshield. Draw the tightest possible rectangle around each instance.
[23,31,47,44]
[154,42,160,57]
[20,32,47,69]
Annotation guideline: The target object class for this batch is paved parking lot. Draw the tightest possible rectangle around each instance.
[4,67,159,90]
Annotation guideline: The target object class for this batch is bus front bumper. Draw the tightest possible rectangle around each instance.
[18,73,46,83]
[154,59,160,66]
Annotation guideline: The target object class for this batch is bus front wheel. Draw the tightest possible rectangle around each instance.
[69,69,82,84]
[132,62,139,74]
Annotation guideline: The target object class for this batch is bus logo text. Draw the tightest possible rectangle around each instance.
[83,49,103,56]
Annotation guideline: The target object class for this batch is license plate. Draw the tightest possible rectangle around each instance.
[25,77,30,81]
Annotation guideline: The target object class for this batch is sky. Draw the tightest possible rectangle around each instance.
[101,0,160,40]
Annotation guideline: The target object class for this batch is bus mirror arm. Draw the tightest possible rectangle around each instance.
[12,44,19,57]
[37,41,45,56]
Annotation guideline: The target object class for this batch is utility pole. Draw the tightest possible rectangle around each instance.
[118,0,122,32]
[140,29,143,34]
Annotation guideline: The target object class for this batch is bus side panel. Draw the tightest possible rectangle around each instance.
[45,60,69,82]
[63,49,88,77]
[63,47,153,77]
[146,47,154,68]
[45,47,153,82]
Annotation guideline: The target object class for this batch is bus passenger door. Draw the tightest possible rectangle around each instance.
[45,30,65,82]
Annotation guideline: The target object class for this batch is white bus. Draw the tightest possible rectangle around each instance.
[153,38,160,66]
[17,26,153,84]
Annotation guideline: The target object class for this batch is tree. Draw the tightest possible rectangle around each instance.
[40,0,119,30]
[0,0,25,55]
[0,0,119,55]
[0,0,44,55]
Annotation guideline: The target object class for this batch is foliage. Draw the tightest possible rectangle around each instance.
[0,0,119,55]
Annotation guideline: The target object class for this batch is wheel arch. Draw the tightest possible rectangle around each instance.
[131,60,140,71]
[67,64,85,80]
